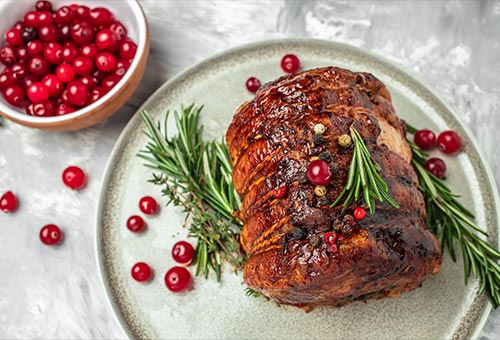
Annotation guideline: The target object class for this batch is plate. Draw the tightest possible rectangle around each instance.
[96,39,499,339]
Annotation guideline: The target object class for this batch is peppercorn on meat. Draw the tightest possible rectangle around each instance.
[226,66,442,309]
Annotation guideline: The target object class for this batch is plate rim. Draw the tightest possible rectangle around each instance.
[95,38,499,340]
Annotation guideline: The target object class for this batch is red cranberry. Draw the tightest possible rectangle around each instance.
[21,26,38,43]
[70,22,95,45]
[77,75,97,89]
[38,24,59,42]
[424,157,447,179]
[61,43,79,63]
[0,191,18,213]
[66,80,88,106]
[20,74,40,90]
[25,102,35,115]
[15,45,29,62]
[273,185,287,199]
[95,29,120,52]
[56,63,76,83]
[3,84,25,106]
[75,6,91,22]
[324,231,337,244]
[95,52,116,72]
[40,224,63,246]
[42,74,64,97]
[58,25,71,41]
[306,159,331,185]
[0,72,18,89]
[109,21,127,41]
[101,74,121,91]
[172,241,195,265]
[79,44,97,59]
[72,56,94,75]
[119,39,136,61]
[55,103,76,116]
[14,21,26,31]
[91,69,106,82]
[88,86,106,104]
[60,89,70,104]
[437,130,462,154]
[165,266,191,292]
[114,60,130,77]
[62,165,86,190]
[126,215,146,233]
[353,207,366,220]
[281,54,301,73]
[131,262,152,282]
[37,11,54,26]
[27,82,50,103]
[0,46,17,66]
[24,11,40,28]
[28,56,50,76]
[245,77,261,93]
[44,42,63,64]
[30,100,55,117]
[89,7,115,28]
[11,62,28,80]
[27,40,44,56]
[139,196,158,215]
[5,28,23,46]
[55,6,76,26]
[35,1,53,12]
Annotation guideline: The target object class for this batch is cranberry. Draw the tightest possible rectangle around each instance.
[126,215,146,233]
[245,77,261,93]
[37,11,54,26]
[95,29,120,52]
[165,266,191,292]
[58,25,71,41]
[95,52,116,72]
[25,102,35,115]
[35,1,53,12]
[21,26,38,43]
[80,44,98,59]
[424,157,447,179]
[61,43,79,63]
[139,196,158,215]
[0,46,17,66]
[437,130,462,154]
[72,56,93,75]
[27,40,44,56]
[273,185,287,199]
[44,42,63,64]
[131,262,152,282]
[27,82,50,103]
[114,60,130,77]
[66,80,88,106]
[60,89,70,104]
[101,74,121,91]
[77,75,97,89]
[28,56,50,76]
[0,72,18,89]
[89,7,115,28]
[88,86,106,104]
[91,69,106,82]
[62,165,86,189]
[324,231,337,244]
[56,63,76,83]
[30,100,55,117]
[15,45,29,62]
[5,28,23,46]
[20,74,40,90]
[24,11,40,28]
[0,191,18,213]
[281,54,301,73]
[306,159,331,185]
[11,62,28,80]
[70,22,95,45]
[55,6,76,27]
[119,38,136,61]
[75,6,91,22]
[40,224,63,246]
[3,84,25,106]
[109,21,127,41]
[42,74,63,97]
[172,241,195,265]
[38,24,59,42]
[55,103,76,116]
[14,21,26,31]
[353,207,366,220]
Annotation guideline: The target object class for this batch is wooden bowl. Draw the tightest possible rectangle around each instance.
[0,0,149,131]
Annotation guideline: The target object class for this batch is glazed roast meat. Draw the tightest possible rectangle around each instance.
[226,66,442,309]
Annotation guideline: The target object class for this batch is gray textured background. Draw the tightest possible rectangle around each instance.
[1,0,499,338]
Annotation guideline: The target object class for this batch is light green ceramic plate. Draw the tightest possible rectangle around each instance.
[96,39,499,340]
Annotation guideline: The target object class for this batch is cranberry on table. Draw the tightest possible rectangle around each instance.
[437,130,462,154]
[245,77,261,93]
[139,196,158,215]
[62,165,87,190]
[306,159,331,186]
[95,52,116,72]
[0,191,18,213]
[281,54,300,73]
[126,215,146,233]
[40,224,63,246]
[353,207,366,220]
[165,266,191,292]
[27,82,50,103]
[131,262,152,282]
[3,84,25,106]
[424,157,447,179]
[172,241,195,265]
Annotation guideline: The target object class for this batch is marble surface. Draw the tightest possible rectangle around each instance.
[0,1,499,339]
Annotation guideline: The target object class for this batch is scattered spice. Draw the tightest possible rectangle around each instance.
[319,151,332,163]
[309,156,320,161]
[313,123,326,134]
[312,133,324,146]
[273,185,287,199]
[338,134,352,148]
[310,234,322,248]
[314,185,327,197]
[318,196,329,206]
[290,227,307,240]
[324,231,337,244]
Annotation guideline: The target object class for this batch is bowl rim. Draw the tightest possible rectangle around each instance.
[0,0,148,125]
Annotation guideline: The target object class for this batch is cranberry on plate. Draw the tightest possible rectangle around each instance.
[165,266,191,292]
[40,224,63,246]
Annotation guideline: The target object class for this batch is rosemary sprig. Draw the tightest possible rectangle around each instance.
[331,126,399,214]
[407,126,500,308]
[139,104,244,281]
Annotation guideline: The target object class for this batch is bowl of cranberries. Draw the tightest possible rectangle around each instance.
[0,0,149,131]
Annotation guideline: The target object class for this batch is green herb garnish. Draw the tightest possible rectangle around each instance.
[331,126,399,214]
[139,104,244,281]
